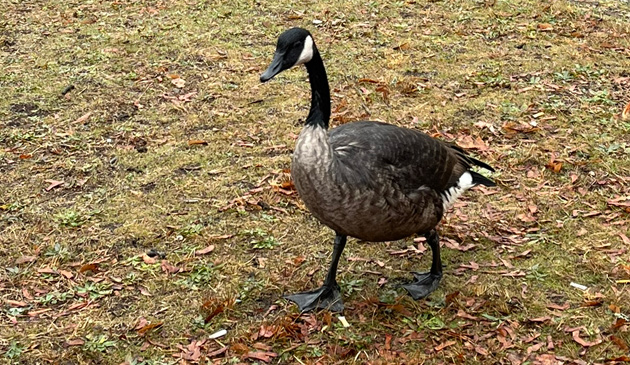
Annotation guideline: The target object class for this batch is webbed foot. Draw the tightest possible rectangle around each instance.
[284,284,344,312]
[402,271,443,300]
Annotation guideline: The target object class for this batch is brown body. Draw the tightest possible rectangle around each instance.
[292,122,473,242]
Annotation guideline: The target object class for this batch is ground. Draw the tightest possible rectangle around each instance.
[1,0,630,364]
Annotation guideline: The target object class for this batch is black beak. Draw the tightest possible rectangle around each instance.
[260,52,284,82]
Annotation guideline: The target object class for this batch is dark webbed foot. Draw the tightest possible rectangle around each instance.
[402,271,443,300]
[403,229,443,300]
[285,284,344,312]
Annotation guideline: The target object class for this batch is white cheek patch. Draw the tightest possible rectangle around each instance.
[295,36,314,66]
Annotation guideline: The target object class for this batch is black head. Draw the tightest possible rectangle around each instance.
[260,28,315,82]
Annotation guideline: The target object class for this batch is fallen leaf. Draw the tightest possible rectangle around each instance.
[253,343,273,351]
[526,342,544,355]
[456,135,488,151]
[138,286,151,296]
[171,77,186,88]
[195,245,215,255]
[611,318,627,330]
[457,309,479,321]
[243,351,278,363]
[529,316,551,323]
[59,270,74,279]
[161,260,180,274]
[15,255,37,265]
[207,346,229,358]
[73,111,92,124]
[582,298,603,307]
[572,330,602,347]
[188,139,208,146]
[610,335,629,351]
[623,100,630,120]
[546,158,563,173]
[142,253,157,264]
[435,340,456,352]
[79,263,98,273]
[65,339,85,346]
[137,321,163,335]
[546,302,569,311]
[537,23,553,31]
[44,179,64,191]
[5,299,28,307]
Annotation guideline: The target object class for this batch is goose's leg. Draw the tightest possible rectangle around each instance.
[402,229,443,300]
[285,234,346,312]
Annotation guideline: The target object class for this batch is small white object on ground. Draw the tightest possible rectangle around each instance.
[338,316,350,328]
[570,282,588,291]
[209,329,227,339]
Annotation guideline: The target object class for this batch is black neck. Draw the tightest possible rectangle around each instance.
[304,50,330,129]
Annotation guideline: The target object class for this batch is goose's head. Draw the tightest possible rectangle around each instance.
[260,28,315,82]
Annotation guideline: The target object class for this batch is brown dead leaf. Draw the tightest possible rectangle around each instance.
[293,256,306,266]
[188,139,208,146]
[142,253,157,264]
[611,318,627,330]
[456,135,488,151]
[526,342,544,355]
[546,302,569,311]
[59,270,73,279]
[546,157,563,173]
[65,339,85,346]
[582,298,603,307]
[5,299,28,307]
[73,111,92,124]
[15,255,37,265]
[393,42,410,51]
[533,354,562,365]
[243,351,278,363]
[79,263,98,273]
[529,316,551,323]
[44,179,64,191]
[572,330,602,347]
[207,346,229,358]
[607,196,630,208]
[231,343,249,354]
[610,335,629,351]
[253,343,273,351]
[622,100,630,120]
[434,340,456,352]
[537,23,553,31]
[137,321,163,335]
[161,260,180,274]
[175,339,205,361]
[456,309,478,321]
[258,325,275,338]
[195,245,215,255]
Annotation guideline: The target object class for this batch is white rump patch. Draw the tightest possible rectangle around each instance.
[442,171,475,210]
[295,36,314,66]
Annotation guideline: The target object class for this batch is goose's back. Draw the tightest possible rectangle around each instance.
[292,121,472,242]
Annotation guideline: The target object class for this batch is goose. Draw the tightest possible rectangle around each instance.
[260,28,495,313]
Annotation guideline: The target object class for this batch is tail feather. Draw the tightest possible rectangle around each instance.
[470,170,495,187]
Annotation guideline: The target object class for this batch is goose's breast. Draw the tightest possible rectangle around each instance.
[292,163,443,242]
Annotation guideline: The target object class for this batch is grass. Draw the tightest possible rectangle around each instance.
[1,0,630,363]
